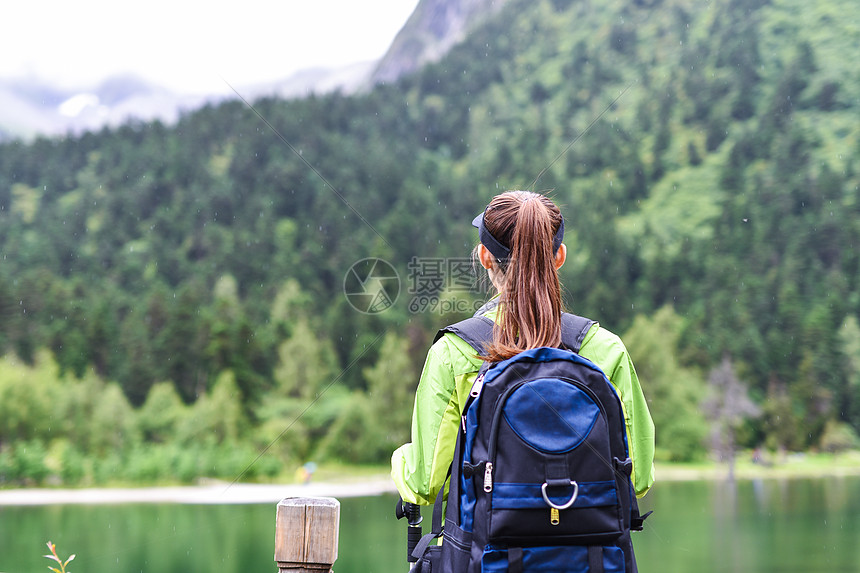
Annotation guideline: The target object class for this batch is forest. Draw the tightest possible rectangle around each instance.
[1,0,859,484]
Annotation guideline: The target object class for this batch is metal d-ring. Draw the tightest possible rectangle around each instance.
[541,480,579,510]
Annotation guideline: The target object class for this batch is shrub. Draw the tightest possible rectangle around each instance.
[819,420,860,453]
[0,440,50,485]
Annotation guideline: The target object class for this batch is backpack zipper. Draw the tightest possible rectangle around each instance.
[463,372,488,434]
[470,372,486,398]
[483,461,494,492]
[483,381,526,492]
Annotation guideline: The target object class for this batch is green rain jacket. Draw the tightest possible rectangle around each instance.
[391,309,656,506]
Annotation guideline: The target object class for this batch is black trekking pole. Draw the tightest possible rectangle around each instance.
[395,497,423,566]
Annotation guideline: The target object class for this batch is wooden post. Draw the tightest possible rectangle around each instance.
[275,496,340,573]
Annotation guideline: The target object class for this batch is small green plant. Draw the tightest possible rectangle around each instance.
[44,541,75,573]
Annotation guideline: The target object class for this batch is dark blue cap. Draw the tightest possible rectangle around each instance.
[472,207,564,262]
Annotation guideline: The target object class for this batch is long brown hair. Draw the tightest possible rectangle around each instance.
[480,191,564,362]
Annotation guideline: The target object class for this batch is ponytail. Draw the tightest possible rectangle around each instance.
[481,192,563,362]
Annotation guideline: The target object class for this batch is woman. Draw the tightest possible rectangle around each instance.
[391,191,654,507]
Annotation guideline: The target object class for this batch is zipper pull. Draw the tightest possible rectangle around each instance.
[550,507,560,526]
[461,414,467,433]
[470,372,486,398]
[483,462,493,492]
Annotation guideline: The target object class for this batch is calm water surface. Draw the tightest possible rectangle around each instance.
[1,477,858,573]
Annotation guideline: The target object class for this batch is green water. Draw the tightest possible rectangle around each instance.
[1,477,858,572]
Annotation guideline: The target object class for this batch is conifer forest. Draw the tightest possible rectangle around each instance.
[1,0,859,484]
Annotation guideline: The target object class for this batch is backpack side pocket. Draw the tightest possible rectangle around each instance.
[439,520,473,571]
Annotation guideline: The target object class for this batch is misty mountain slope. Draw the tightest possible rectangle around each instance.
[1,0,513,138]
[372,0,510,84]
[0,75,217,140]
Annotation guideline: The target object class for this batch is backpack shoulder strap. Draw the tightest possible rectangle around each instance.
[433,315,494,354]
[560,313,596,353]
[434,306,596,355]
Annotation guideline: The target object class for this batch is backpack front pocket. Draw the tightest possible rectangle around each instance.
[489,480,621,542]
[483,378,624,543]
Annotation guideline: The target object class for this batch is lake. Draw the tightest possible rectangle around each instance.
[1,476,858,572]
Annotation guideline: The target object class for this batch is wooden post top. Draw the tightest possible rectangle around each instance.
[275,496,340,573]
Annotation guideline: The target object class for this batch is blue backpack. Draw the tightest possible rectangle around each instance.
[410,311,649,573]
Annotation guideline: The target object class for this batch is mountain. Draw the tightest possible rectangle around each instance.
[0,62,387,141]
[0,80,70,140]
[0,75,213,140]
[268,61,378,99]
[371,0,510,84]
[0,0,507,138]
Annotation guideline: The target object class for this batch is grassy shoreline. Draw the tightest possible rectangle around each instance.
[654,450,860,481]
[315,451,860,484]
[2,452,860,499]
